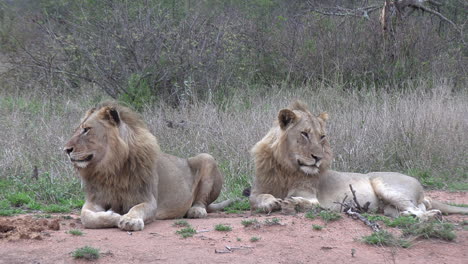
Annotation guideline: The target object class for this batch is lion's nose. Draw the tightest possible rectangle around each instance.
[311,154,321,162]
[64,147,74,155]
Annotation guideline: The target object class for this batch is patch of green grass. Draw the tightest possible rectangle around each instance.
[0,172,84,216]
[173,220,190,227]
[176,227,197,238]
[0,200,22,216]
[250,236,260,242]
[241,219,259,227]
[304,210,318,220]
[68,229,84,236]
[386,216,418,228]
[42,204,71,213]
[62,215,73,220]
[223,198,250,214]
[319,210,341,223]
[312,224,323,230]
[7,192,32,207]
[403,221,456,241]
[215,224,232,231]
[407,169,445,189]
[264,217,281,226]
[72,246,100,260]
[363,214,417,228]
[361,231,411,248]
[362,213,389,223]
[0,208,23,216]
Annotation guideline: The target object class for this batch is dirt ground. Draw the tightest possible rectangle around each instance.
[0,191,467,264]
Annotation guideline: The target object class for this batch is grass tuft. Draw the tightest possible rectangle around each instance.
[403,221,456,241]
[214,224,232,231]
[362,231,411,248]
[241,219,259,228]
[176,227,197,238]
[173,220,190,227]
[250,236,260,242]
[319,210,341,223]
[72,246,100,260]
[312,224,323,230]
[264,218,282,226]
[68,229,84,236]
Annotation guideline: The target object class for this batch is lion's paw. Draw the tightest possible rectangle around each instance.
[186,207,208,218]
[281,198,297,215]
[118,215,144,231]
[258,198,282,213]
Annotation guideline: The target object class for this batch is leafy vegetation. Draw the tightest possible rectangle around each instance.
[175,227,197,238]
[223,198,250,214]
[319,211,342,223]
[250,236,261,242]
[68,230,84,236]
[305,208,341,223]
[72,246,100,260]
[214,224,232,232]
[312,224,323,230]
[264,218,282,226]
[241,219,259,228]
[173,220,190,228]
[362,231,411,248]
[402,222,456,241]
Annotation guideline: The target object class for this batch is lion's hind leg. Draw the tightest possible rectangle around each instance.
[186,153,224,218]
[371,176,441,221]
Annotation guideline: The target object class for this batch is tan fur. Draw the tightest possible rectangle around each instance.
[251,101,468,219]
[64,101,231,231]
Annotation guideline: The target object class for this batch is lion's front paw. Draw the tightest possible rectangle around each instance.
[186,206,208,218]
[281,198,297,215]
[258,198,282,213]
[118,215,144,231]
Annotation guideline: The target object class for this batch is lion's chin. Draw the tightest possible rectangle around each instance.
[73,161,90,169]
[300,166,319,175]
[70,154,94,169]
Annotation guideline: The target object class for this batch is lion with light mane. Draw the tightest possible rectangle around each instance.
[250,101,468,220]
[64,101,231,231]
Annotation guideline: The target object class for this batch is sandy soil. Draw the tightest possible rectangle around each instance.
[0,191,467,264]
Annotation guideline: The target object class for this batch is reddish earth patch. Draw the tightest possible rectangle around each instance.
[0,191,466,264]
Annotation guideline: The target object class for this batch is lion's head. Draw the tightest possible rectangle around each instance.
[64,101,158,177]
[253,101,332,176]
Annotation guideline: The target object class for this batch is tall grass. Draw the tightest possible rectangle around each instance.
[0,80,466,205]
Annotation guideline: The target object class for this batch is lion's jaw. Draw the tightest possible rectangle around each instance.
[296,156,321,175]
[69,152,94,168]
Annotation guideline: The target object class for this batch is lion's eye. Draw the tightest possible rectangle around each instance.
[82,127,91,134]
[320,135,326,141]
[301,132,309,140]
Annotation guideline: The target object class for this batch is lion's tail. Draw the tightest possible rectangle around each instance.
[425,198,468,214]
[207,199,238,212]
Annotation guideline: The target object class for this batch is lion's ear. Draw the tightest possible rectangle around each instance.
[278,109,297,129]
[318,112,329,121]
[100,107,120,125]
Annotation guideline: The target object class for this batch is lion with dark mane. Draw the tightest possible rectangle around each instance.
[64,102,231,231]
[250,101,468,220]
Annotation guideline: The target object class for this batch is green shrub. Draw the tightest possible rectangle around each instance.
[176,227,197,238]
[215,224,232,231]
[72,246,100,260]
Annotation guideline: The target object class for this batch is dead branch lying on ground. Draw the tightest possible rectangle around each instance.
[334,184,381,232]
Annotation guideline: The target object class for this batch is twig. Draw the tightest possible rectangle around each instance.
[346,208,381,232]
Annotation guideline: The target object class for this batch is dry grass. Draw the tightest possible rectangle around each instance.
[0,81,466,203]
